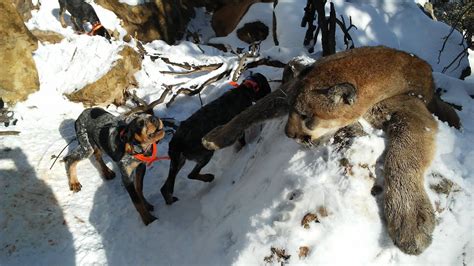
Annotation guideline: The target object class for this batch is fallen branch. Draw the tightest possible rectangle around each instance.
[335,15,357,49]
[124,86,172,116]
[437,3,473,64]
[442,46,469,73]
[245,58,286,69]
[0,131,20,136]
[160,63,223,75]
[166,69,232,107]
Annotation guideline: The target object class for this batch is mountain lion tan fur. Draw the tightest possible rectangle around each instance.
[202,46,460,255]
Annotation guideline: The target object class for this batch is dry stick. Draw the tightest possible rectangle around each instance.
[272,0,279,46]
[166,69,232,107]
[302,0,316,47]
[442,46,469,73]
[0,131,20,136]
[328,2,337,55]
[131,90,148,107]
[165,88,194,108]
[245,58,286,69]
[159,57,194,70]
[125,86,172,116]
[336,15,357,49]
[160,63,223,75]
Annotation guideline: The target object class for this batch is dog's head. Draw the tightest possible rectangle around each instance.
[123,114,165,154]
[242,73,272,101]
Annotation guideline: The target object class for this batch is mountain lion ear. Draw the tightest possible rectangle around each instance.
[328,83,357,105]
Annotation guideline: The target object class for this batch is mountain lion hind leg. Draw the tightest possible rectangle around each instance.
[369,95,437,255]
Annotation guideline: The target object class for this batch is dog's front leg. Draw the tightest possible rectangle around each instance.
[119,161,157,225]
[135,164,154,211]
[58,1,67,28]
[71,17,83,32]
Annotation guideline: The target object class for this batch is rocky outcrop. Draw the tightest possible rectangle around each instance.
[31,29,64,44]
[96,0,193,43]
[0,1,39,104]
[66,46,141,106]
[237,21,269,43]
[11,0,38,22]
[211,0,274,37]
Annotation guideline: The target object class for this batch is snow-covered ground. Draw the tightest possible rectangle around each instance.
[1,0,473,265]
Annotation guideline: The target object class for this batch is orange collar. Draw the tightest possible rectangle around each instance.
[133,142,170,166]
[87,22,104,36]
[228,80,259,92]
[229,81,239,87]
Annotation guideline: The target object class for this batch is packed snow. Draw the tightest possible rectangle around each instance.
[1,0,473,265]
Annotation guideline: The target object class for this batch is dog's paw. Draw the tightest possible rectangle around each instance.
[385,190,435,255]
[69,181,82,192]
[189,173,214,182]
[161,187,179,205]
[164,196,179,205]
[202,138,220,151]
[201,174,214,182]
[104,170,116,180]
[142,214,158,226]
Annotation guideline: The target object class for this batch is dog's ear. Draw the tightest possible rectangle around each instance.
[327,83,357,105]
[125,117,145,143]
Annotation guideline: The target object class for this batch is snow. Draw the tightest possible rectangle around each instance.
[1,0,473,265]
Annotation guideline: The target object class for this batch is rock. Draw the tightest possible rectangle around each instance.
[30,29,64,44]
[66,46,141,106]
[0,1,39,104]
[211,0,274,37]
[301,213,319,229]
[236,21,269,44]
[298,246,310,259]
[11,0,38,22]
[96,0,193,43]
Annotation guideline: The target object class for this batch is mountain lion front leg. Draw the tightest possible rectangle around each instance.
[202,87,291,150]
[202,57,314,150]
[379,96,437,255]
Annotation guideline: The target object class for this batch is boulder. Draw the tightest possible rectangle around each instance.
[31,29,64,44]
[66,46,141,106]
[96,0,193,43]
[236,21,269,43]
[11,0,38,22]
[0,1,39,104]
[211,0,274,37]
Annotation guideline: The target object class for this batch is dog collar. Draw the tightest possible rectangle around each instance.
[119,128,169,166]
[133,142,170,166]
[228,79,260,92]
[87,22,104,36]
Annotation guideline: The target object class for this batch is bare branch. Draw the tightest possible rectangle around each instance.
[437,3,473,64]
[125,86,172,116]
[335,15,357,49]
[0,131,20,136]
[160,63,223,75]
[442,46,469,73]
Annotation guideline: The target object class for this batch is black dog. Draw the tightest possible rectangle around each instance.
[64,107,165,225]
[160,73,271,205]
[58,0,111,39]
